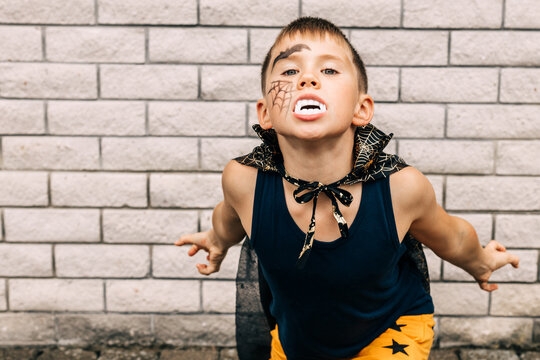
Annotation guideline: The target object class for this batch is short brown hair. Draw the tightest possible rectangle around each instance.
[260,16,368,95]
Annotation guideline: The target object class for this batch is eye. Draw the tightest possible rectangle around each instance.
[322,68,338,75]
[282,69,298,76]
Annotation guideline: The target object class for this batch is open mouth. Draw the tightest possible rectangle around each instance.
[294,99,327,115]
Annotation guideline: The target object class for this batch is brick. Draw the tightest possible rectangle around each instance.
[201,138,261,171]
[492,284,540,316]
[2,136,99,170]
[161,349,218,360]
[101,65,197,100]
[106,279,199,312]
[496,215,540,248]
[0,63,97,99]
[57,313,153,347]
[501,68,540,103]
[153,244,241,280]
[402,68,498,103]
[0,244,52,276]
[0,25,41,61]
[4,208,99,242]
[398,140,494,174]
[0,280,5,310]
[452,31,540,66]
[446,176,540,211]
[47,26,144,63]
[0,0,95,24]
[48,100,145,135]
[103,209,198,244]
[150,28,247,63]
[535,321,540,344]
[202,280,236,313]
[0,313,55,345]
[150,173,222,208]
[9,279,103,311]
[403,0,502,28]
[149,101,246,136]
[98,349,157,359]
[35,348,98,360]
[51,172,146,207]
[202,65,260,101]
[200,0,297,26]
[154,314,235,346]
[366,67,399,102]
[428,349,459,360]
[373,105,445,138]
[302,0,400,27]
[220,348,239,360]
[461,349,519,360]
[425,175,444,205]
[446,213,493,245]
[522,351,540,360]
[424,247,442,280]
[0,171,47,206]
[497,141,540,175]
[505,0,540,28]
[439,317,533,347]
[0,100,44,134]
[200,209,213,232]
[102,137,198,171]
[98,0,197,25]
[447,105,540,139]
[249,29,281,64]
[431,283,489,315]
[351,30,447,65]
[56,244,149,278]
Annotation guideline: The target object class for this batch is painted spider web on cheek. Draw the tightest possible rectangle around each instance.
[268,80,294,113]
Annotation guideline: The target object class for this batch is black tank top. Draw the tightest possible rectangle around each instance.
[249,169,434,360]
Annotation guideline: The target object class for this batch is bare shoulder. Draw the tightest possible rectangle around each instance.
[221,159,258,213]
[389,166,436,220]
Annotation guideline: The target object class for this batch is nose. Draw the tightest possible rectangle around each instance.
[297,72,320,89]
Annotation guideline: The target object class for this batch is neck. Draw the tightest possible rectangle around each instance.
[277,128,356,184]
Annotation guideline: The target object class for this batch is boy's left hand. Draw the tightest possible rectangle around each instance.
[471,240,520,292]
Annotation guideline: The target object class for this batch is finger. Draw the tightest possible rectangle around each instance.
[196,262,218,275]
[508,252,520,268]
[188,244,201,256]
[479,281,498,292]
[495,242,506,252]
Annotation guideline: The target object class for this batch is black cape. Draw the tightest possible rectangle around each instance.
[233,123,431,359]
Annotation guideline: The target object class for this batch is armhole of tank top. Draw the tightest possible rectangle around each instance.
[383,174,401,251]
[249,168,264,248]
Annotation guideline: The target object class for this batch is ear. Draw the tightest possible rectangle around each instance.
[257,98,273,129]
[352,94,374,127]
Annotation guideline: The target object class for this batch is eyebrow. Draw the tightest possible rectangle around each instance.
[272,49,347,71]
[271,43,311,70]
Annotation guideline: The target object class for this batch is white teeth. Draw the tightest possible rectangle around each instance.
[294,99,327,115]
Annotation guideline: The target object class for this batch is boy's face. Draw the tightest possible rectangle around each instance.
[257,32,372,141]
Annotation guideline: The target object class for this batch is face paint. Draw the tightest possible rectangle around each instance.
[271,43,311,71]
[267,80,295,114]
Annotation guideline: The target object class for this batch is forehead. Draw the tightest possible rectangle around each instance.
[271,32,353,63]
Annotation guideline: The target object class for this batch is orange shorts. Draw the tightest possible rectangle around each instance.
[270,313,436,360]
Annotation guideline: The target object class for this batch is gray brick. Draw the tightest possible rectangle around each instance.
[0,25,41,61]
[446,213,493,246]
[4,208,99,242]
[103,209,198,244]
[431,283,489,315]
[402,68,498,103]
[0,63,97,99]
[32,348,98,360]
[497,141,540,175]
[46,26,145,63]
[51,172,147,207]
[97,349,157,359]
[98,0,197,25]
[496,215,540,248]
[219,348,239,360]
[154,314,235,346]
[351,30,447,65]
[101,65,197,100]
[461,349,519,360]
[106,279,199,312]
[48,100,145,135]
[0,0,95,24]
[374,104,446,138]
[426,175,444,205]
[491,284,540,316]
[56,244,149,278]
[0,280,5,310]
[0,244,52,277]
[202,280,236,313]
[9,279,103,311]
[439,317,533,347]
[446,176,540,211]
[0,171,48,206]
[448,105,540,139]
[302,0,400,27]
[501,68,540,103]
[56,313,153,347]
[428,349,459,360]
[505,0,540,28]
[398,140,494,174]
[201,138,261,171]
[249,29,281,64]
[404,0,502,28]
[150,28,247,63]
[153,243,241,280]
[149,101,246,136]
[200,0,297,26]
[150,173,222,208]
[0,100,44,134]
[424,247,442,281]
[2,136,99,170]
[0,313,55,345]
[522,351,540,360]
[161,349,218,360]
[200,210,213,232]
[201,65,260,101]
[535,320,540,344]
[452,31,540,66]
[366,67,399,102]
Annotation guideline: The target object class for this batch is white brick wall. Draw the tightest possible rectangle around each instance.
[0,0,538,350]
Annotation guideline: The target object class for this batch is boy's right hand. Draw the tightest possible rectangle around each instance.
[174,229,228,275]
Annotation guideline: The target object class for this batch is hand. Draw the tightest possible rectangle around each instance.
[472,240,520,292]
[174,229,228,275]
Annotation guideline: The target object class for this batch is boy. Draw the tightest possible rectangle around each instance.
[175,17,520,360]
